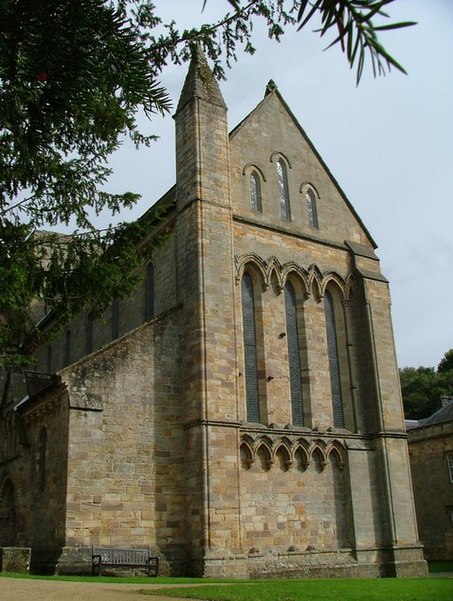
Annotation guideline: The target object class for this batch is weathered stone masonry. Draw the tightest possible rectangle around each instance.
[0,48,426,577]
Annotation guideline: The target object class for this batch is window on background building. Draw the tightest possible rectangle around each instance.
[284,282,304,426]
[324,290,345,428]
[277,159,291,221]
[306,188,319,228]
[145,263,155,320]
[250,171,262,212]
[241,272,260,422]
[38,427,47,492]
[447,453,453,483]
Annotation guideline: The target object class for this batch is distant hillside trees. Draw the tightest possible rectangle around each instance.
[400,349,453,419]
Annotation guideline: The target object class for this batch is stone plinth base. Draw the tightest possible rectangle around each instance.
[26,544,428,578]
[381,545,428,577]
[0,547,31,573]
[196,545,428,579]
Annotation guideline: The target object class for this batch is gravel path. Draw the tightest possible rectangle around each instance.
[0,578,193,601]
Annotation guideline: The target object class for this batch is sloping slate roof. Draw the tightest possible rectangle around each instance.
[405,419,421,431]
[415,401,453,428]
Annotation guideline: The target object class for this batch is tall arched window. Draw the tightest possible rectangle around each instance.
[306,188,319,228]
[38,427,47,492]
[249,171,262,212]
[241,273,260,422]
[284,282,304,425]
[145,263,155,320]
[276,159,291,221]
[324,290,345,428]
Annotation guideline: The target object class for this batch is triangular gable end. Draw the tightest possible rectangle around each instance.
[229,82,377,250]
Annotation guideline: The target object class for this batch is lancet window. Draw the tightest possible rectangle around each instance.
[250,171,262,212]
[324,290,345,428]
[284,282,304,425]
[277,159,291,220]
[241,272,260,422]
[305,188,319,228]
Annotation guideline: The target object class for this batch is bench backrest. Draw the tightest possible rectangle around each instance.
[92,546,150,565]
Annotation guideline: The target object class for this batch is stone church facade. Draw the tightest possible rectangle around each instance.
[0,51,426,577]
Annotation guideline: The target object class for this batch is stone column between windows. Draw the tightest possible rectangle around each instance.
[261,284,291,425]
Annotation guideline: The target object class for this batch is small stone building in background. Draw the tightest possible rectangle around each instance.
[407,398,453,560]
[0,50,426,577]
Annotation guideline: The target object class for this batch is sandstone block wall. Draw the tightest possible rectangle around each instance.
[408,422,453,559]
[57,311,186,572]
[0,384,69,571]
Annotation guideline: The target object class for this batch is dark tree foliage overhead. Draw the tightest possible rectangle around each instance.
[0,0,414,368]
[400,349,453,420]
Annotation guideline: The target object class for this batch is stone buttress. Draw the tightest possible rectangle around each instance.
[174,47,242,574]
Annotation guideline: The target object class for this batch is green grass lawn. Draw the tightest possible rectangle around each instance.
[140,579,453,601]
[1,570,453,601]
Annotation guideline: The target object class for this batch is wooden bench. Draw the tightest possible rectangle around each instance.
[92,546,159,576]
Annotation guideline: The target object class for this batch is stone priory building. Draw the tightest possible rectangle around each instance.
[0,50,427,578]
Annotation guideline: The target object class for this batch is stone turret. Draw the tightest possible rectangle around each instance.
[173,47,238,575]
[175,45,230,210]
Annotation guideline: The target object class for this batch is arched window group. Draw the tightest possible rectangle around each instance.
[246,155,319,228]
[240,267,349,430]
[73,260,156,366]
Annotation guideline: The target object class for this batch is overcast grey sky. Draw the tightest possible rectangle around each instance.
[105,0,453,369]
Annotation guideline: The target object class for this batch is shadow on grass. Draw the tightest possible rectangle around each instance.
[428,561,453,573]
